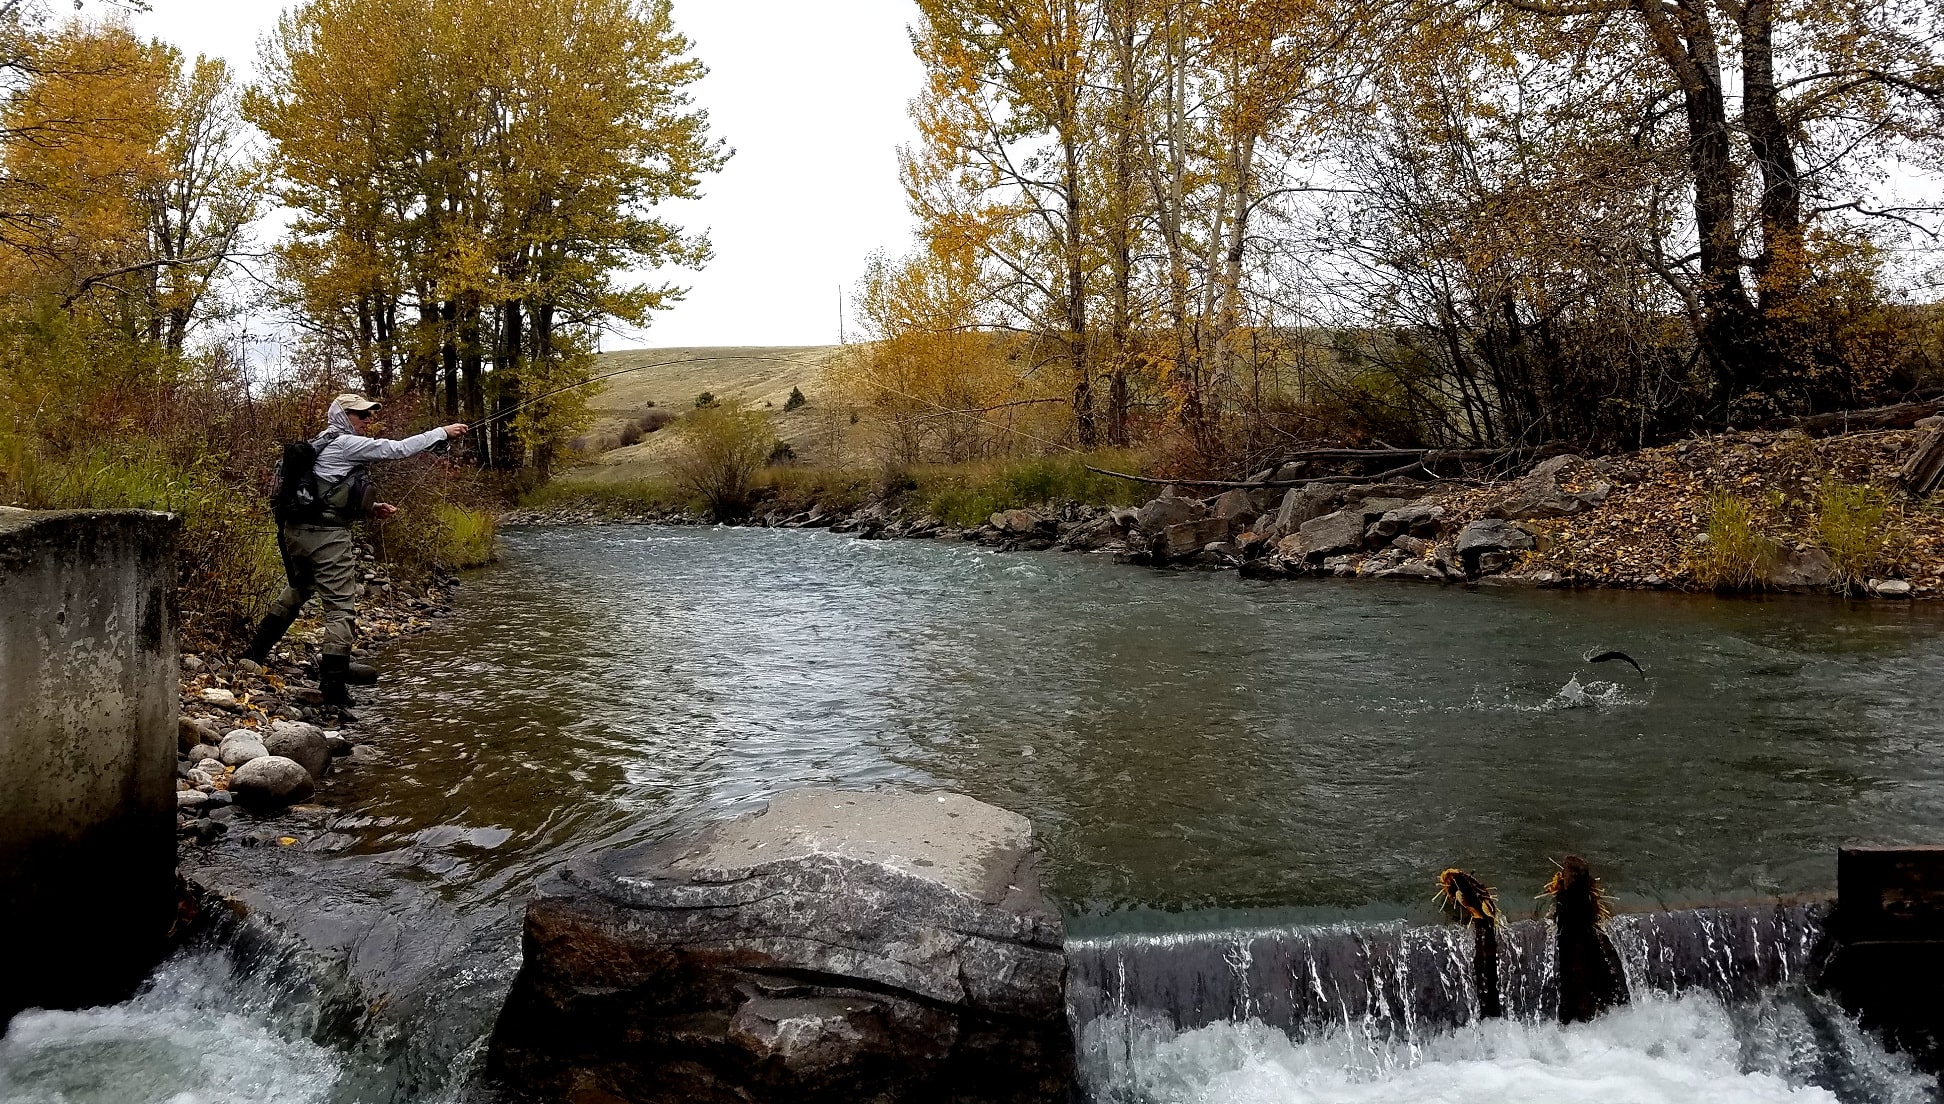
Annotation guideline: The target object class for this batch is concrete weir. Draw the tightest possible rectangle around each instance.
[0,507,179,1020]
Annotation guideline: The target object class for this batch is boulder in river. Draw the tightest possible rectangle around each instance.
[264,720,332,781]
[487,787,1072,1104]
[229,755,316,810]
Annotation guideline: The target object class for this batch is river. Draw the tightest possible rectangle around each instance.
[5,523,1944,1103]
[354,524,1944,925]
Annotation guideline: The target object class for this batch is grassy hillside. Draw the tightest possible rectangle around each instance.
[565,345,850,482]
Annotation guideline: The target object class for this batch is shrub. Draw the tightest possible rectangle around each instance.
[432,504,497,568]
[784,386,806,412]
[668,401,777,516]
[1815,479,1891,589]
[694,391,717,409]
[1691,491,1780,592]
[365,452,503,575]
[914,453,1150,527]
[756,466,874,512]
[2,442,285,644]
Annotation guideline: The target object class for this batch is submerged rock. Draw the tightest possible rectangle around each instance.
[487,787,1072,1104]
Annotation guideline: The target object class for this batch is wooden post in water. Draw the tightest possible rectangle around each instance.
[1546,855,1631,1024]
[1437,868,1504,1020]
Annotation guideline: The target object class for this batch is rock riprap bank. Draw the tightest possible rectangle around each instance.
[514,425,1942,597]
[487,788,1073,1104]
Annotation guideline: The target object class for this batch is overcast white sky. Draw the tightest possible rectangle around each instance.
[124,0,925,350]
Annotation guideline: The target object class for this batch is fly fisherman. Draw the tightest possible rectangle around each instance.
[242,394,469,708]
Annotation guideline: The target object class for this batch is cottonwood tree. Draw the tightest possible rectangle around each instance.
[251,0,726,471]
[909,0,1105,445]
[1495,0,1944,419]
[0,18,257,346]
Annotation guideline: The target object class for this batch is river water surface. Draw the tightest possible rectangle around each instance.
[8,522,1944,1104]
[346,524,1944,926]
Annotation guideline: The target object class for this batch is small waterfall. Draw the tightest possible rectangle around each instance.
[1069,901,1828,1041]
[0,860,521,1104]
[1064,902,1943,1104]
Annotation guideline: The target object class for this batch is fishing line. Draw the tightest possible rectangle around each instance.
[384,345,1088,504]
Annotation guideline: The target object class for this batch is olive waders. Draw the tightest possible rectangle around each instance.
[246,523,368,705]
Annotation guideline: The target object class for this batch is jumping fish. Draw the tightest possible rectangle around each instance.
[1582,648,1644,675]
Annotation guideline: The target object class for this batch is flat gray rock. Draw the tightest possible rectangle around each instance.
[487,787,1071,1104]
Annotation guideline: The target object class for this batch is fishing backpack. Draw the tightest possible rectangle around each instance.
[270,430,371,525]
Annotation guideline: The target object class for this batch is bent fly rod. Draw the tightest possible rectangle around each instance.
[462,354,809,432]
[395,353,813,482]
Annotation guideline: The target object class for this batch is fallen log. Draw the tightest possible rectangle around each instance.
[1082,463,1477,490]
[1787,400,1943,437]
[1898,421,1944,498]
[1270,445,1544,465]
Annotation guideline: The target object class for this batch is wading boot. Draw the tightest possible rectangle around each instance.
[319,652,355,709]
[242,608,298,666]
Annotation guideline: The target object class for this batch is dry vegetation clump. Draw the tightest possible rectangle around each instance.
[1429,429,1940,595]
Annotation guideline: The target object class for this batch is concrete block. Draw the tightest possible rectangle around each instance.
[0,509,179,1019]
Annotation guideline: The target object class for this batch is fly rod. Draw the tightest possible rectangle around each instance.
[464,354,807,432]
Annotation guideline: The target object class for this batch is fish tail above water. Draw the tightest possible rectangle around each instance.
[1583,648,1645,675]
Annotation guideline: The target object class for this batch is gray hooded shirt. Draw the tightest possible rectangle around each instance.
[312,406,453,481]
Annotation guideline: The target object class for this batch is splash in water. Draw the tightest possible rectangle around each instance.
[1540,674,1640,712]
[1460,674,1646,713]
[1079,991,1932,1104]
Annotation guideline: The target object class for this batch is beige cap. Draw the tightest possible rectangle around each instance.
[333,392,381,412]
